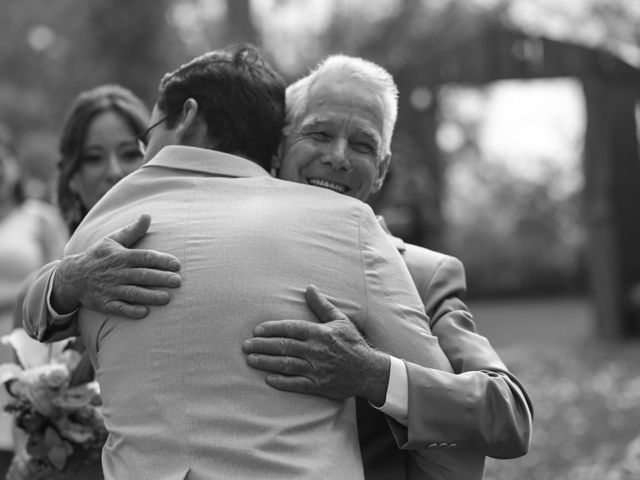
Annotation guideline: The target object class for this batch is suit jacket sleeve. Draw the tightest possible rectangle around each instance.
[21,260,79,342]
[358,206,487,480]
[396,252,533,458]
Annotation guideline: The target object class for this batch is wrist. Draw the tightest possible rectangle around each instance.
[50,256,83,315]
[361,351,391,407]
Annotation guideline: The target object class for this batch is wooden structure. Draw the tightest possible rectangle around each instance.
[392,26,640,338]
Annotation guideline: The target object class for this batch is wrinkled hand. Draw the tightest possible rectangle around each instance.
[242,285,390,405]
[52,214,182,319]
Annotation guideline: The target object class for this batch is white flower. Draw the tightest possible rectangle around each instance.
[1,329,71,370]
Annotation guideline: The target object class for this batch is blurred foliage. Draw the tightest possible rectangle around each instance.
[0,0,181,126]
[445,156,586,297]
[0,0,183,200]
[486,339,640,479]
[438,82,587,297]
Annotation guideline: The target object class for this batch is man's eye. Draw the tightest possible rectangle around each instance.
[309,131,331,141]
[352,143,374,154]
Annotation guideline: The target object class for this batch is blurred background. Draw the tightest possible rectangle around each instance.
[1,0,640,478]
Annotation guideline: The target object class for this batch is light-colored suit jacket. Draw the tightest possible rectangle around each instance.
[358,225,533,479]
[30,146,453,480]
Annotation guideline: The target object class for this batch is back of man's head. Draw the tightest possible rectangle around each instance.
[157,44,285,170]
[285,55,398,156]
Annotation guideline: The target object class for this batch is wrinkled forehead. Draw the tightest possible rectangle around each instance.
[308,74,383,107]
[304,76,385,137]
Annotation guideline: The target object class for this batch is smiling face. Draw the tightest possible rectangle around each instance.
[71,110,145,210]
[277,76,390,201]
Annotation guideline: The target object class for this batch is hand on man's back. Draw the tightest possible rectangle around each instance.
[52,214,182,319]
[242,285,391,405]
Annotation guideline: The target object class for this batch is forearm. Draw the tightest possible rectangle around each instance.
[428,308,533,456]
[412,256,533,456]
[397,364,531,458]
[359,350,391,407]
[22,260,79,342]
[49,255,83,314]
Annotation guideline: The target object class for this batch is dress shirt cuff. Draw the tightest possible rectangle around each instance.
[373,355,408,425]
[46,271,78,324]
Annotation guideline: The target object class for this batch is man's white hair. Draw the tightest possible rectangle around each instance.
[285,55,399,156]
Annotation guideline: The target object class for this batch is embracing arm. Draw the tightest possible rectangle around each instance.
[21,259,76,342]
[22,214,183,343]
[397,252,533,458]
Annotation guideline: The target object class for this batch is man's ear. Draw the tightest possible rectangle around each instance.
[371,153,391,193]
[174,98,201,144]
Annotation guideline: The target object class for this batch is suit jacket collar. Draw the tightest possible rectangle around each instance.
[143,145,271,178]
[376,215,406,253]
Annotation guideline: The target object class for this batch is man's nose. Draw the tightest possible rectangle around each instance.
[322,139,351,170]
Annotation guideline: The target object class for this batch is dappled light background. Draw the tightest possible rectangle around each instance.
[1,0,640,478]
[441,80,585,297]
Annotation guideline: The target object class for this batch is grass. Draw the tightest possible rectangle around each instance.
[466,297,640,480]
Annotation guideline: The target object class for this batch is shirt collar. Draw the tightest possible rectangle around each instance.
[142,145,271,178]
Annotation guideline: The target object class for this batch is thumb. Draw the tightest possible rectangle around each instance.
[305,285,345,324]
[108,214,152,248]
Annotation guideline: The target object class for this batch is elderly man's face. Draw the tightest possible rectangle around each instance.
[277,77,390,202]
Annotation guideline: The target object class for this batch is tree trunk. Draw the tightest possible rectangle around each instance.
[224,0,259,45]
[582,78,640,338]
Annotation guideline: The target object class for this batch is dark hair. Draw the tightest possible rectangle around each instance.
[57,84,150,233]
[157,44,285,170]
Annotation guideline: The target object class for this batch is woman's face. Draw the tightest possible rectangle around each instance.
[71,110,144,210]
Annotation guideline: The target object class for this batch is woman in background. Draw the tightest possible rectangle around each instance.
[6,84,150,480]
[53,83,150,388]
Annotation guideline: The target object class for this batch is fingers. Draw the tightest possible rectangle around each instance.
[265,375,316,394]
[252,320,314,340]
[110,286,171,306]
[109,214,152,248]
[245,353,310,376]
[102,301,149,320]
[305,285,346,324]
[242,337,308,357]
[122,268,182,288]
[114,249,181,272]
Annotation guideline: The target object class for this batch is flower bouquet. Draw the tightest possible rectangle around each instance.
[0,329,106,480]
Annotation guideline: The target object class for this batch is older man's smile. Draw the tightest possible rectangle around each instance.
[306,177,349,194]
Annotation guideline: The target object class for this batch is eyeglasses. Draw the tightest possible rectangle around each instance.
[136,110,179,156]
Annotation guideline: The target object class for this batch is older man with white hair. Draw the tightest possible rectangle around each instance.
[245,54,532,479]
